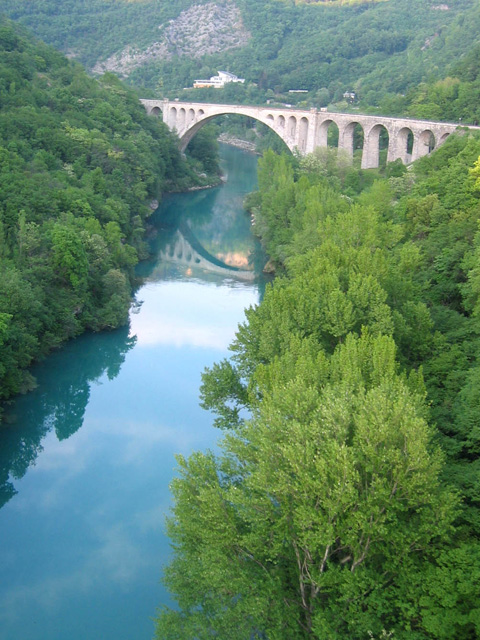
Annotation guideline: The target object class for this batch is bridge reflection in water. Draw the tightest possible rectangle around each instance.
[139,146,267,288]
[158,222,255,282]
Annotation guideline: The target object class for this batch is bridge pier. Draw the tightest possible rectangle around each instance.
[411,130,434,162]
[387,127,408,164]
[304,111,317,155]
[362,124,384,169]
[338,122,356,159]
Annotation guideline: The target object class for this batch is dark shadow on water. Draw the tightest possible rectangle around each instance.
[0,326,136,509]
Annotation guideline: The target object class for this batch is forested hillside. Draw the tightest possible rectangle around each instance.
[397,44,480,123]
[156,136,480,639]
[2,0,480,119]
[0,18,218,419]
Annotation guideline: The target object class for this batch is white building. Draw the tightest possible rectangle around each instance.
[343,90,356,102]
[193,71,245,89]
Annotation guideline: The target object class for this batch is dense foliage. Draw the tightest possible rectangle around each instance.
[0,18,217,419]
[156,137,480,637]
[3,0,480,120]
[0,0,189,69]
[398,45,480,124]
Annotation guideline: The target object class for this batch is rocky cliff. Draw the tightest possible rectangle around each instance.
[92,2,250,77]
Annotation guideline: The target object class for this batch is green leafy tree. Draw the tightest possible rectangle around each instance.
[157,334,456,639]
[51,223,89,293]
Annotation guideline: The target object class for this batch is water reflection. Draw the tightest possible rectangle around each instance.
[0,147,266,512]
[158,223,255,281]
[138,144,268,293]
[0,328,136,508]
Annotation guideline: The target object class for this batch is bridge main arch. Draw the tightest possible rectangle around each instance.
[141,99,318,154]
[173,104,313,154]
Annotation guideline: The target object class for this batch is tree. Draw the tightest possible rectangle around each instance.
[0,17,209,413]
[156,333,456,639]
[51,222,89,293]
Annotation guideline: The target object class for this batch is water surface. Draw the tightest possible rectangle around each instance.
[0,145,264,640]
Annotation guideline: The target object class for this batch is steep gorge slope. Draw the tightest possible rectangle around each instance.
[0,17,215,417]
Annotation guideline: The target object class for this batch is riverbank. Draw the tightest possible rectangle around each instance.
[218,133,259,154]
[166,179,224,194]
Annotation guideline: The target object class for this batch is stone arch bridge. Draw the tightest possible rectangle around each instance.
[141,99,477,168]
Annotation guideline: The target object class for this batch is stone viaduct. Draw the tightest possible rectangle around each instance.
[141,99,476,168]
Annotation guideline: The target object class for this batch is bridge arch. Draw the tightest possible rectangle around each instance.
[168,105,301,154]
[439,132,450,145]
[390,126,414,164]
[340,121,364,159]
[413,129,435,160]
[179,115,221,150]
[316,119,339,149]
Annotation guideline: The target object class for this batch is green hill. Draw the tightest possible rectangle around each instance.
[0,17,214,416]
[2,0,480,116]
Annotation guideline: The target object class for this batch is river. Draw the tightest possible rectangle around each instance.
[0,145,266,640]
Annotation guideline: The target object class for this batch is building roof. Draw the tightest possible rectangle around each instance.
[218,70,237,79]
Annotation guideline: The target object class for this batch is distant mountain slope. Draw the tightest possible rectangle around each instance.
[91,2,251,77]
[2,0,480,112]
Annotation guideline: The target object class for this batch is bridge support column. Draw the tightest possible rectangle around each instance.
[387,127,411,165]
[298,116,312,154]
[362,127,380,169]
[386,137,398,164]
[162,99,169,128]
[411,136,421,162]
[304,111,317,155]
[338,125,354,159]
[285,115,297,152]
[411,131,433,162]
[295,118,303,152]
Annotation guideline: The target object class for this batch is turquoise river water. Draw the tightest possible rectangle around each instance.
[0,145,265,640]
